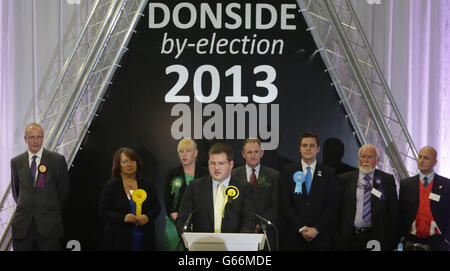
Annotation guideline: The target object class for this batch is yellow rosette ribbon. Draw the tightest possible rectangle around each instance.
[131,189,147,216]
[221,186,239,216]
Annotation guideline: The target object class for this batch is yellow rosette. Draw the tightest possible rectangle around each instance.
[131,189,147,216]
[224,186,239,200]
[221,186,239,216]
[38,165,47,173]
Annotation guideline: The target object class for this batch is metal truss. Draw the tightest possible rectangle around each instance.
[0,0,149,250]
[297,0,418,179]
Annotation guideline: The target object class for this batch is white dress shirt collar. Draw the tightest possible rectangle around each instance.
[245,164,261,182]
[301,159,317,173]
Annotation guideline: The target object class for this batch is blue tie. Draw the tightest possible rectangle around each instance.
[30,155,37,183]
[305,166,312,195]
[423,176,429,188]
[362,175,371,224]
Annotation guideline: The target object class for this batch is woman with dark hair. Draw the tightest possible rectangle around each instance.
[99,147,160,250]
[164,139,208,250]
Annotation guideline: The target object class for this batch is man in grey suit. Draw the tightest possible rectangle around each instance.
[10,123,70,250]
[232,138,279,249]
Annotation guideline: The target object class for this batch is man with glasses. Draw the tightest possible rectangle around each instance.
[10,123,70,250]
[176,142,254,235]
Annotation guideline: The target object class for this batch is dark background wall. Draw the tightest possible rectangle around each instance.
[63,0,360,250]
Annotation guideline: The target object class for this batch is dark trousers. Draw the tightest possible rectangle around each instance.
[350,228,372,251]
[13,219,62,251]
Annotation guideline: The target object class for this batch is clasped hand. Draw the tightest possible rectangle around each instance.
[124,213,149,226]
[301,227,319,242]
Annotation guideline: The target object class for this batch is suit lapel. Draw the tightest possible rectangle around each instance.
[430,174,442,224]
[411,174,420,214]
[237,167,248,183]
[310,164,324,197]
[370,170,382,219]
[203,176,214,226]
[40,149,49,169]
[18,152,34,186]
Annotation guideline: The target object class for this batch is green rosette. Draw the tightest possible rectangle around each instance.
[171,177,183,209]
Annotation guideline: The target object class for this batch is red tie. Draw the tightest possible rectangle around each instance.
[250,168,257,184]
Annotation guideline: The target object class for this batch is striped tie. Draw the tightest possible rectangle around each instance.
[362,175,372,224]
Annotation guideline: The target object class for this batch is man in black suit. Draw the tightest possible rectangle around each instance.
[176,142,254,235]
[232,138,279,249]
[279,132,338,250]
[399,146,450,250]
[10,123,70,250]
[335,144,400,251]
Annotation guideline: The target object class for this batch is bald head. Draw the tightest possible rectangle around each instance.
[417,146,437,175]
[24,123,44,154]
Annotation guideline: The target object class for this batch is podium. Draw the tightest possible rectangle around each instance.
[182,232,265,251]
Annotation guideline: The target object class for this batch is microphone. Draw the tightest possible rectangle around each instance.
[183,208,198,232]
[253,213,273,226]
[252,212,278,251]
[177,208,198,251]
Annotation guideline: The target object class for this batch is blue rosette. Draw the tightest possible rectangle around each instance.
[293,171,306,194]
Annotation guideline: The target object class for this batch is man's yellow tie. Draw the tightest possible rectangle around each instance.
[214,183,225,233]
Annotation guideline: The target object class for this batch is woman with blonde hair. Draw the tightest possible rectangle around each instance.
[163,139,208,250]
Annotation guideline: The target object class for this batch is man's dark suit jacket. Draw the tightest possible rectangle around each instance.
[164,164,209,216]
[10,149,70,240]
[399,174,450,246]
[176,175,254,234]
[336,169,400,251]
[99,178,161,250]
[231,165,279,224]
[279,162,338,250]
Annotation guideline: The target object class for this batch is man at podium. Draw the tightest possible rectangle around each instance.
[176,142,254,235]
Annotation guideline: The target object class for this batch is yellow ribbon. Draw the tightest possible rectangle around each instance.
[131,189,147,216]
[221,186,239,217]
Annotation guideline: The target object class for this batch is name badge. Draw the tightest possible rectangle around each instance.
[371,188,382,198]
[429,193,440,202]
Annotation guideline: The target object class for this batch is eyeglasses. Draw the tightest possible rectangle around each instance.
[208,161,229,167]
[27,136,43,141]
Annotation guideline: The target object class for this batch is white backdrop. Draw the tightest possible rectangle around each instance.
[351,0,450,177]
[0,0,90,195]
[1,0,450,197]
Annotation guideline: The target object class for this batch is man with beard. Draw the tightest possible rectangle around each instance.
[335,144,400,251]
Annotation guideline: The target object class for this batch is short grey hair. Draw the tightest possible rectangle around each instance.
[358,144,378,158]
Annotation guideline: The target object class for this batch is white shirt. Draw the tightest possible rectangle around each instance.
[245,164,261,183]
[212,176,231,204]
[301,159,316,177]
[419,172,435,185]
[354,170,375,227]
[28,148,43,182]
